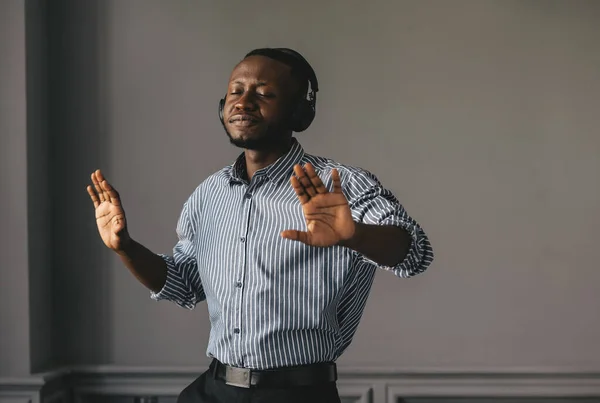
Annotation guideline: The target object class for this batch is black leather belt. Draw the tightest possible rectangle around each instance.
[211,359,337,389]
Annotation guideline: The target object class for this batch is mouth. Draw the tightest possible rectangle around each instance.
[229,114,260,126]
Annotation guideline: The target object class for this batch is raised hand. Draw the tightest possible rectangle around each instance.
[86,169,130,253]
[281,163,356,247]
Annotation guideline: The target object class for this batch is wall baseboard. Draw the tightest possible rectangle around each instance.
[2,366,600,403]
[0,375,44,403]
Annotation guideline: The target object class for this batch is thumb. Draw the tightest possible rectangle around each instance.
[113,215,126,230]
[281,230,309,244]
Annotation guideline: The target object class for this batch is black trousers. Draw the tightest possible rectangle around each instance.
[176,362,342,403]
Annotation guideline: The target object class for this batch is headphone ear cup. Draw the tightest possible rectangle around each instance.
[290,100,315,132]
[218,98,226,125]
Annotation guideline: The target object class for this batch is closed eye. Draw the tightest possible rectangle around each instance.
[228,90,275,99]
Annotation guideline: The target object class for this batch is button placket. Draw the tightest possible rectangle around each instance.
[235,186,254,353]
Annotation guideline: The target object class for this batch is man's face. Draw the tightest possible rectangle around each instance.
[222,55,298,150]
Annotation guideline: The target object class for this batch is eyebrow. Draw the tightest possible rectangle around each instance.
[232,80,269,87]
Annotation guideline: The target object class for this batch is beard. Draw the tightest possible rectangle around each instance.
[224,121,290,151]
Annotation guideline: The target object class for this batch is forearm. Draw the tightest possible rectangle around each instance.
[117,239,167,293]
[341,223,411,267]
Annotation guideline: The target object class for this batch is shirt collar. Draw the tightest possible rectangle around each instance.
[229,137,305,185]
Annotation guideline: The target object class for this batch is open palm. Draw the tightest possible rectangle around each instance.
[86,170,130,252]
[281,163,356,247]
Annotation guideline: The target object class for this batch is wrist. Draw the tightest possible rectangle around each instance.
[116,233,134,257]
[339,221,363,249]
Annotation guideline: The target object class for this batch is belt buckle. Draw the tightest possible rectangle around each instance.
[224,366,252,388]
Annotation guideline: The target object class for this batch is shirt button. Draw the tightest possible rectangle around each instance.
[240,236,246,243]
[234,328,240,334]
[236,281,242,288]
[244,193,252,199]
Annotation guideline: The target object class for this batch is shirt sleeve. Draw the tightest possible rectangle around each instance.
[341,166,434,278]
[150,197,206,309]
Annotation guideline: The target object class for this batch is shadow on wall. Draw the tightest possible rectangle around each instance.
[47,0,113,367]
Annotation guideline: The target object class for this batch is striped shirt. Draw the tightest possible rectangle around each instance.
[151,138,434,370]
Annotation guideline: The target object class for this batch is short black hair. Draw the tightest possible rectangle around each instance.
[244,48,310,100]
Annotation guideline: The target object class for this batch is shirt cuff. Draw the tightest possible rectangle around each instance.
[149,254,174,301]
[149,254,196,309]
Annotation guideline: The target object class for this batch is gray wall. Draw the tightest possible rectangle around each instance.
[1,0,600,376]
[0,0,54,376]
[47,0,114,369]
[26,0,55,374]
[0,0,31,376]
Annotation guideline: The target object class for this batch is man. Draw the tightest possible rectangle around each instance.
[87,48,433,403]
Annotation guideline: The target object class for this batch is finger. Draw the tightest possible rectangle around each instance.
[293,164,317,198]
[290,176,310,204]
[91,171,106,203]
[332,169,343,194]
[304,163,328,194]
[281,229,309,244]
[95,169,108,186]
[100,179,121,206]
[86,185,101,208]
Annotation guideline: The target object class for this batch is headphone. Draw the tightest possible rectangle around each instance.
[218,48,319,133]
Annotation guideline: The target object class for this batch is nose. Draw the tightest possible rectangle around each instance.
[234,92,257,111]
